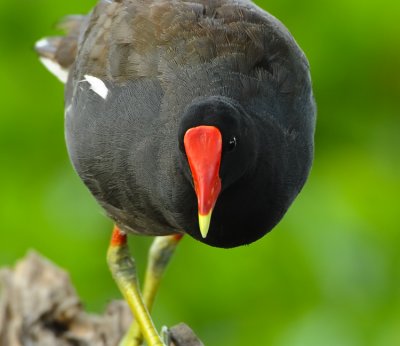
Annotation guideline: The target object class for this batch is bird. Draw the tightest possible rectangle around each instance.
[36,0,316,345]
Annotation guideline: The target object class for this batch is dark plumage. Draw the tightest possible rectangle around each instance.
[38,0,316,248]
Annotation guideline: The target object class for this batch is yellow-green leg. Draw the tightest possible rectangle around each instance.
[120,234,183,346]
[107,226,168,346]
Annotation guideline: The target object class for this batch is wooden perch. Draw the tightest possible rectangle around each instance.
[0,251,203,346]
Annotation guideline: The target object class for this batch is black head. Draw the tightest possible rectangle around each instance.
[176,96,293,248]
[178,96,259,188]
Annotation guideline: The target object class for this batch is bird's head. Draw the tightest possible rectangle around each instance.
[178,96,259,240]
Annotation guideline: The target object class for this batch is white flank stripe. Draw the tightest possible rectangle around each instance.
[39,57,68,84]
[65,104,72,117]
[35,38,50,49]
[84,75,109,99]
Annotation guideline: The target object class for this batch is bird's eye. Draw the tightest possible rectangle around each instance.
[228,136,237,151]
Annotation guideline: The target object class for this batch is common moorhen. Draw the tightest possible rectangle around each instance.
[36,0,316,345]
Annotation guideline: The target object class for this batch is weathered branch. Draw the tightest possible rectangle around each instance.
[0,251,203,346]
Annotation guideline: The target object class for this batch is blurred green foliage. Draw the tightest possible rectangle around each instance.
[0,0,399,345]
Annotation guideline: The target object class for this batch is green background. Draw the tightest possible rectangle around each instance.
[1,0,399,345]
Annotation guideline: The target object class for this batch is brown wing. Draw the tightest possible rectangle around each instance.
[70,0,299,83]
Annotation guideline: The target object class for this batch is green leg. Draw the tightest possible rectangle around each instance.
[120,234,183,346]
[107,226,168,346]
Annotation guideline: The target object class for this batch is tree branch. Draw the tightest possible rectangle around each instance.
[0,251,203,346]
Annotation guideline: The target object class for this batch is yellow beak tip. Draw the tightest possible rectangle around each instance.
[198,213,212,238]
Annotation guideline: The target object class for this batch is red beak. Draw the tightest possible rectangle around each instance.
[184,126,222,238]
